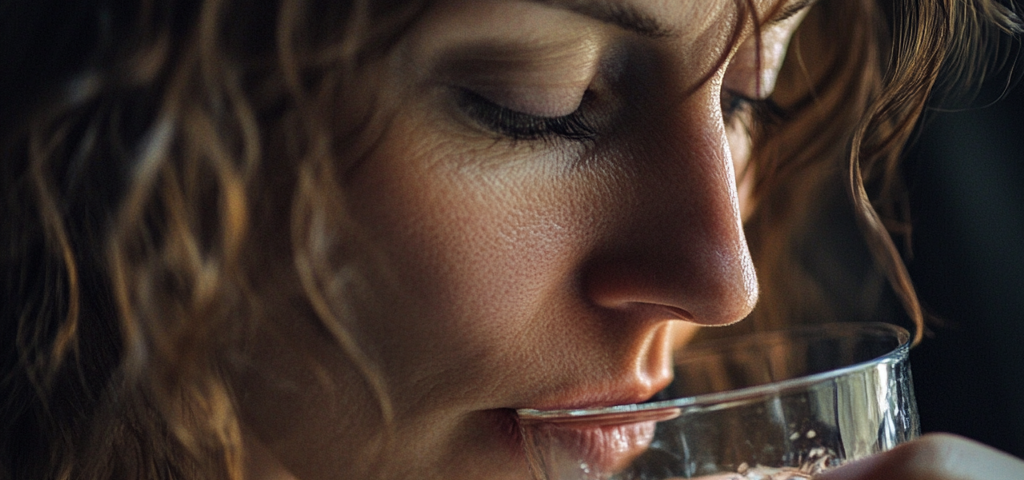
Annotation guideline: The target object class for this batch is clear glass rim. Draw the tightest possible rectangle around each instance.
[517,322,910,423]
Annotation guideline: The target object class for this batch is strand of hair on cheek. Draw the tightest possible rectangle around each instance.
[276,0,396,445]
[290,162,396,430]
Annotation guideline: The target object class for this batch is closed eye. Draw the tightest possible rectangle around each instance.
[455,88,600,143]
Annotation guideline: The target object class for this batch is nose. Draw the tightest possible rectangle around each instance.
[582,83,758,327]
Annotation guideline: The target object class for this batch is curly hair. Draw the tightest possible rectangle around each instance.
[0,0,1019,478]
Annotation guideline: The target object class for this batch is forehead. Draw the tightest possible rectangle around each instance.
[414,0,800,50]
[403,0,810,94]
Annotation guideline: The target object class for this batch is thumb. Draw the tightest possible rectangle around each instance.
[815,434,1024,480]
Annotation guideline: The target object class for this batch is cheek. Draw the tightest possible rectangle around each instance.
[342,126,594,408]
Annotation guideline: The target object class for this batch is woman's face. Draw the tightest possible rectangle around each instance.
[237,0,810,478]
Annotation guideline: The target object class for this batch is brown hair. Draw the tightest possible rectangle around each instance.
[742,0,1021,342]
[0,0,1018,478]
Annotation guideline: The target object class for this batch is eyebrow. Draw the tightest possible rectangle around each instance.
[531,0,676,38]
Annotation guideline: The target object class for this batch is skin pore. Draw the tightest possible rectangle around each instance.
[234,0,811,479]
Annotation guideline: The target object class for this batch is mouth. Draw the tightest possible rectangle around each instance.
[512,376,676,476]
[517,407,679,477]
[534,420,657,474]
[521,386,666,413]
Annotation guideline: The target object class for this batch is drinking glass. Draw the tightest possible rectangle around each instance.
[517,322,919,480]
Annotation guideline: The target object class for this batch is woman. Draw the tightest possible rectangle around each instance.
[1,0,1022,479]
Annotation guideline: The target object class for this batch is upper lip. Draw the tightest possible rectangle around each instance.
[516,321,676,412]
[517,381,667,412]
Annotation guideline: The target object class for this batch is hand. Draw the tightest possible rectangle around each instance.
[815,433,1024,480]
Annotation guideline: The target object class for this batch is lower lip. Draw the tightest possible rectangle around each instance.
[525,420,657,474]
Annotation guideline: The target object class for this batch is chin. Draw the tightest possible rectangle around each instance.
[377,409,534,480]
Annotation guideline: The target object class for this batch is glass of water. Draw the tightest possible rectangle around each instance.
[517,322,919,480]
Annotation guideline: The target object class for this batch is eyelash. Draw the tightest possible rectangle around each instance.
[456,87,777,143]
[721,89,781,128]
[455,89,600,143]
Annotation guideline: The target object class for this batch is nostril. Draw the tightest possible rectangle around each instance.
[621,303,695,323]
[652,304,694,322]
[581,253,756,327]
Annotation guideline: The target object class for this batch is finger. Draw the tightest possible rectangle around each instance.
[815,433,1024,480]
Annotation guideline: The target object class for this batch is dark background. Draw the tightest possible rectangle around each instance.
[903,23,1024,457]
